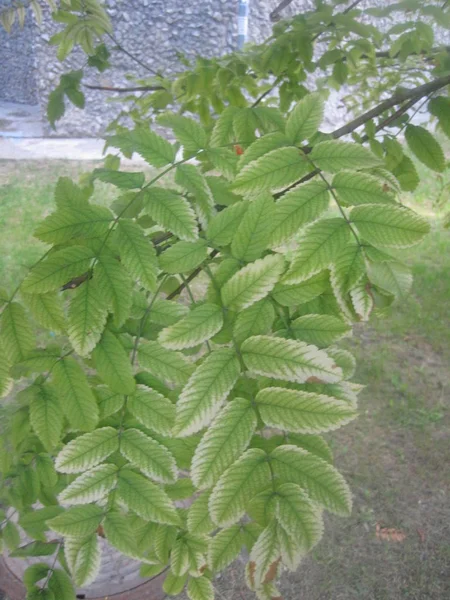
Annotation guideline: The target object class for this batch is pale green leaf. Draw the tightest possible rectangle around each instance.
[138,341,194,386]
[148,298,189,326]
[350,204,430,248]
[92,329,135,394]
[288,314,351,346]
[330,242,365,297]
[54,176,90,210]
[231,194,275,262]
[65,534,101,587]
[116,219,158,291]
[0,302,34,363]
[241,335,342,384]
[159,303,223,350]
[191,398,257,490]
[310,141,382,172]
[48,568,75,600]
[103,511,141,559]
[285,433,333,464]
[271,272,328,306]
[159,239,208,274]
[108,127,176,167]
[233,299,275,344]
[187,575,214,600]
[332,170,396,206]
[238,132,290,171]
[55,427,118,473]
[368,260,413,299]
[158,113,207,153]
[94,253,132,327]
[128,384,175,436]
[285,93,324,144]
[95,386,124,419]
[173,347,241,437]
[405,124,445,172]
[58,464,118,504]
[52,358,99,431]
[211,106,239,147]
[350,282,373,321]
[275,483,323,552]
[221,254,285,311]
[34,205,113,245]
[176,164,215,227]
[120,428,177,483]
[22,292,65,333]
[30,384,64,451]
[144,187,198,242]
[248,520,280,588]
[48,505,104,537]
[67,278,108,356]
[206,202,249,249]
[187,492,215,535]
[208,524,242,571]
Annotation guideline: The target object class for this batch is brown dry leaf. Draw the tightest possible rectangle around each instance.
[417,528,426,543]
[375,522,406,542]
[263,558,281,584]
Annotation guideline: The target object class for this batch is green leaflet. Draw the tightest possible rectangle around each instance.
[233,298,275,344]
[22,292,66,333]
[116,219,158,292]
[103,511,141,560]
[277,522,303,571]
[54,176,90,210]
[255,387,357,433]
[22,246,95,294]
[285,433,333,464]
[271,271,328,306]
[208,524,243,571]
[170,533,207,576]
[368,260,412,300]
[120,428,177,483]
[173,347,241,437]
[175,164,215,227]
[95,386,124,419]
[10,541,58,559]
[159,240,208,274]
[248,520,280,588]
[65,534,101,587]
[429,96,450,139]
[332,170,396,206]
[35,453,58,488]
[191,398,257,490]
[94,168,145,189]
[128,385,176,435]
[94,253,133,327]
[206,201,249,248]
[138,340,194,386]
[92,329,136,395]
[34,204,114,245]
[108,126,176,167]
[241,335,342,384]
[275,483,324,552]
[288,314,351,347]
[187,492,215,535]
[55,426,118,473]
[0,341,11,398]
[48,568,76,600]
[205,175,242,206]
[221,254,285,311]
[285,93,324,144]
[309,141,382,172]
[30,384,64,451]
[148,298,189,326]
[187,576,214,600]
[158,113,207,153]
[209,448,271,527]
[404,124,445,172]
[350,282,374,321]
[271,444,352,515]
[392,154,419,192]
[283,218,350,284]
[58,464,118,504]
[330,242,365,298]
[52,357,99,431]
[19,507,64,541]
[231,194,275,262]
[232,146,310,197]
[350,204,430,248]
[269,180,330,247]
[238,132,291,171]
[48,505,104,537]
[67,278,108,356]
[158,303,223,350]
[163,572,188,595]
[0,302,34,364]
[117,469,180,525]
[211,105,239,147]
[144,187,198,242]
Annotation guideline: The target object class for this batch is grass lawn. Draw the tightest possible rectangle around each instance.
[0,159,449,599]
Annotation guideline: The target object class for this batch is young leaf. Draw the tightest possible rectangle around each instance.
[211,105,239,147]
[332,170,396,206]
[233,299,275,344]
[158,113,207,153]
[159,303,223,350]
[159,239,208,274]
[191,398,257,490]
[248,520,280,588]
[206,202,249,248]
[271,445,352,515]
[289,314,351,347]
[58,464,118,504]
[285,93,324,144]
[94,253,132,327]
[350,282,374,321]
[163,572,188,595]
[120,428,177,483]
[283,218,350,284]
[275,483,324,551]
[231,194,275,262]
[148,298,189,326]
[34,204,113,245]
[128,385,175,435]
[22,292,66,333]
[138,341,194,386]
[144,187,198,242]
[350,204,430,248]
[310,141,382,172]
[55,427,118,473]
[52,358,99,431]
[187,492,215,535]
[241,335,342,384]
[48,505,104,537]
[22,246,95,294]
[175,164,215,227]
[103,511,141,560]
[117,469,180,525]
[92,329,136,395]
[255,387,356,433]
[208,524,243,571]
[0,302,34,364]
[173,347,241,437]
[65,534,101,587]
[30,384,64,451]
[269,180,330,247]
[221,254,285,311]
[67,278,108,356]
[209,448,271,526]
[48,568,76,600]
[232,147,310,197]
[285,433,333,464]
[271,272,328,306]
[330,242,365,297]
[187,575,215,600]
[54,176,90,210]
[368,260,412,300]
[116,219,158,291]
[404,124,445,172]
[108,126,176,167]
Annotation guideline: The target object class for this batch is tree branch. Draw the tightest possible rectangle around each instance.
[167,250,219,300]
[107,33,160,76]
[84,84,165,93]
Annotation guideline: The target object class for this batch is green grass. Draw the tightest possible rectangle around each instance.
[1,159,449,599]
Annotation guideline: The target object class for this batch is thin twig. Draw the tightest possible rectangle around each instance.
[107,33,160,76]
[84,84,165,93]
[166,250,219,301]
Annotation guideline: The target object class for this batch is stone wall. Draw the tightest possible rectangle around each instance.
[0,0,38,105]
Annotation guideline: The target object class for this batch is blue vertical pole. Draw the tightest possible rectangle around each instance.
[238,0,249,49]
